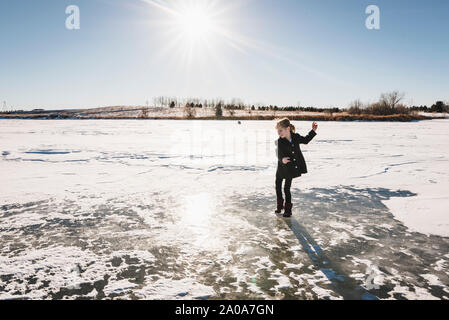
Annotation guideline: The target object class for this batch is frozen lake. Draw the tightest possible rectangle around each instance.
[0,119,448,300]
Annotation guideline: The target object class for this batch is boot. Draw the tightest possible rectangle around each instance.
[283,203,293,218]
[275,198,284,214]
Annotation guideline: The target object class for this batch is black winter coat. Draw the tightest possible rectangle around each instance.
[276,130,317,179]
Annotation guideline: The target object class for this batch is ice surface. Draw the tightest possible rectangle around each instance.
[0,119,448,299]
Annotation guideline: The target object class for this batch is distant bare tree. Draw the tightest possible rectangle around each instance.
[153,97,161,108]
[367,91,410,115]
[153,96,175,108]
[140,108,149,119]
[230,98,245,109]
[348,99,364,115]
[184,103,197,119]
[324,107,333,116]
[379,91,405,109]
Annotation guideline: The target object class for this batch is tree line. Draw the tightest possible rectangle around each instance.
[152,92,448,117]
[347,92,448,115]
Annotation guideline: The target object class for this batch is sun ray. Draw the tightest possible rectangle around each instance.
[140,0,339,88]
[140,0,180,18]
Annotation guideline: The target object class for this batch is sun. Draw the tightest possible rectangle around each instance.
[143,0,225,47]
[175,6,214,41]
[142,0,249,71]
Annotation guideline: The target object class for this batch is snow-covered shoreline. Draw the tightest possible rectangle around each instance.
[1,106,446,121]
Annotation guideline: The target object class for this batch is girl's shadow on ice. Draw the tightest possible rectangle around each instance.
[283,217,377,300]
[234,185,449,300]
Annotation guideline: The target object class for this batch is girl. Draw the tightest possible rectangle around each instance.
[275,118,318,217]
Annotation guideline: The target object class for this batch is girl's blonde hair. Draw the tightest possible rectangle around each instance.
[276,118,296,134]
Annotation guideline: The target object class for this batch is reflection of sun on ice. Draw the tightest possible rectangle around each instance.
[179,193,223,251]
[182,193,213,227]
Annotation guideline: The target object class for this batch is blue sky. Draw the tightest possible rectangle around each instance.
[0,0,448,110]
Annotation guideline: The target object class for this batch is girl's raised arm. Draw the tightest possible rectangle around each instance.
[297,122,318,144]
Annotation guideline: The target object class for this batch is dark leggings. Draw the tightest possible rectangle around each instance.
[276,177,293,204]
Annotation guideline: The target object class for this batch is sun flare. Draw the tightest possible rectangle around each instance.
[143,0,229,48]
[175,6,214,41]
[142,0,250,74]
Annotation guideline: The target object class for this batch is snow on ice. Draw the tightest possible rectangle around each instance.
[0,119,448,299]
